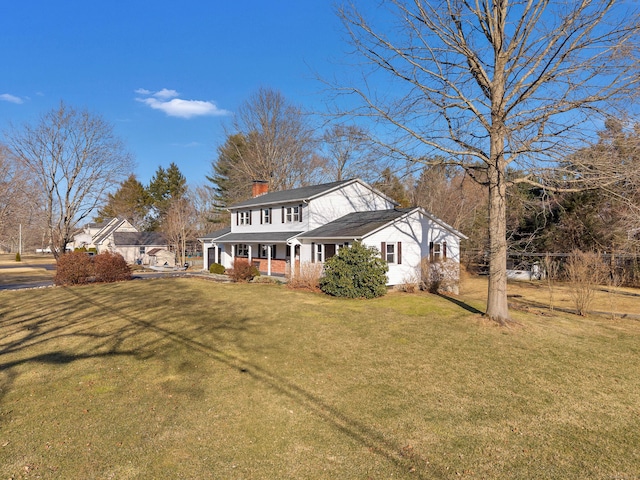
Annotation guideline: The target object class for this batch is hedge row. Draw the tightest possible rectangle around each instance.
[54,251,132,286]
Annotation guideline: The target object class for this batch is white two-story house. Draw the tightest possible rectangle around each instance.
[199,179,467,285]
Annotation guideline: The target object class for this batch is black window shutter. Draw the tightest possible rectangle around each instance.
[381,242,386,261]
[281,206,285,223]
[272,245,276,257]
[269,208,272,224]
[429,241,434,262]
[443,241,447,260]
[248,210,252,225]
[311,242,315,263]
[299,204,303,222]
[236,212,239,226]
[397,242,402,264]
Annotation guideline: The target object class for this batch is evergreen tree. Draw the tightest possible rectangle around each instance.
[207,133,252,208]
[147,162,187,230]
[95,174,151,229]
[373,168,411,207]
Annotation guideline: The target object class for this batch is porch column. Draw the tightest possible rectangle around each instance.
[267,245,272,276]
[231,244,235,265]
[248,245,252,263]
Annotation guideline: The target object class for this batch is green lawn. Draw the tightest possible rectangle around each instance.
[1,278,639,479]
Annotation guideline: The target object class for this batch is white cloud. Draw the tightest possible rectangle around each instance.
[135,88,230,119]
[153,88,179,100]
[1,94,24,104]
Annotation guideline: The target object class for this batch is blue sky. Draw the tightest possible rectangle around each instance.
[0,1,347,186]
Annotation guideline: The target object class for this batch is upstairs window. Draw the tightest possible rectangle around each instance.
[282,205,302,223]
[261,208,272,224]
[237,211,251,226]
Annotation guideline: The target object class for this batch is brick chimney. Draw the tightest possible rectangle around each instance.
[252,180,269,197]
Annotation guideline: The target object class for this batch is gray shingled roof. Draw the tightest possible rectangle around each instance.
[298,209,417,239]
[213,231,303,243]
[229,179,355,209]
[113,232,168,246]
[199,227,231,240]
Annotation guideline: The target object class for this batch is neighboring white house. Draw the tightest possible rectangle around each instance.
[199,179,467,286]
[71,218,172,266]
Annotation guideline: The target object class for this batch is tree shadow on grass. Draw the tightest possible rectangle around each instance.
[435,292,484,315]
[2,279,450,479]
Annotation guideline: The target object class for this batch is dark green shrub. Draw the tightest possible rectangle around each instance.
[319,241,388,299]
[228,259,259,282]
[15,252,21,262]
[209,263,226,274]
[93,251,131,283]
[54,251,94,285]
[74,246,88,252]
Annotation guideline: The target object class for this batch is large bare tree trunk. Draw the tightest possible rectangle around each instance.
[487,164,509,324]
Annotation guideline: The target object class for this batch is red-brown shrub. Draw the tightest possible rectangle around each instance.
[54,251,94,285]
[93,251,132,283]
[228,259,259,282]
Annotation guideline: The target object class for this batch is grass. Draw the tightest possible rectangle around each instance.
[1,276,639,479]
[0,254,56,287]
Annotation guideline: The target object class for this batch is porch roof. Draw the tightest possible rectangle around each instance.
[213,231,304,243]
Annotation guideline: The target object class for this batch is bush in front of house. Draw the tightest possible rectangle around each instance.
[421,258,460,294]
[93,251,132,283]
[15,252,21,262]
[288,261,324,291]
[319,241,388,299]
[209,263,225,275]
[228,259,259,282]
[54,251,94,285]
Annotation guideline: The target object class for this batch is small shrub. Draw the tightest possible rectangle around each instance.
[565,250,606,316]
[288,261,323,291]
[319,241,388,299]
[54,251,94,285]
[15,252,21,262]
[397,270,420,293]
[93,251,131,283]
[209,263,226,274]
[228,259,259,282]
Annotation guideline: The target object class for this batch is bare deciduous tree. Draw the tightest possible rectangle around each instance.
[229,87,324,192]
[161,196,197,267]
[0,144,26,250]
[5,102,133,259]
[322,124,379,182]
[334,0,640,323]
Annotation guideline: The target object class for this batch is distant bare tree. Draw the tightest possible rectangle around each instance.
[162,197,197,266]
[229,87,324,192]
[322,124,379,182]
[334,0,640,324]
[0,144,27,250]
[5,102,133,258]
[191,184,227,231]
